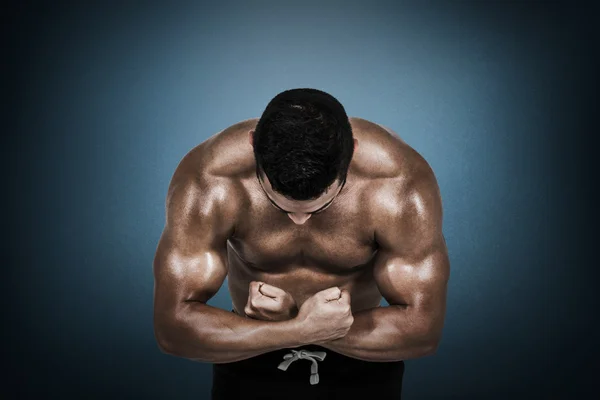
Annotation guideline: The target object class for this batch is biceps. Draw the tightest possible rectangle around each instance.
[153,230,228,308]
[373,245,449,309]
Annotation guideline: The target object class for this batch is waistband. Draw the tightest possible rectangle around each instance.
[213,309,405,386]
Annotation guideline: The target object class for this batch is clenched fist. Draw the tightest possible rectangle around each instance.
[244,281,298,321]
[295,286,354,345]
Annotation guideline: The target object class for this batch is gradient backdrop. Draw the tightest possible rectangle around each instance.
[6,1,596,398]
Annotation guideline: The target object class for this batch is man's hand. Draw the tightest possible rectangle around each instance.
[295,286,354,345]
[244,281,298,321]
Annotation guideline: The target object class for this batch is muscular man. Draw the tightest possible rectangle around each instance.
[153,88,450,399]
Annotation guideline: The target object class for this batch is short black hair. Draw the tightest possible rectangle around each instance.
[253,88,354,201]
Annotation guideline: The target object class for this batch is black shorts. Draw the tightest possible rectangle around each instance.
[211,310,405,400]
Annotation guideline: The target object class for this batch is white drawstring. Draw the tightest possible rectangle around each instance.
[277,349,327,385]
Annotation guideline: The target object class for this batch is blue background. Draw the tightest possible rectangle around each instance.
[6,1,596,398]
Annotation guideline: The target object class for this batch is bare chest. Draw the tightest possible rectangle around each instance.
[228,203,376,274]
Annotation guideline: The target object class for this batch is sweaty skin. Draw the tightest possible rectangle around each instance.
[153,117,450,363]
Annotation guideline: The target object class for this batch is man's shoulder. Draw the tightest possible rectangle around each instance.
[349,117,432,182]
[178,118,258,176]
[164,169,245,236]
[166,120,257,222]
[351,118,439,221]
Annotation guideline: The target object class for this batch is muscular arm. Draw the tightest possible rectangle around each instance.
[153,167,302,363]
[318,160,450,362]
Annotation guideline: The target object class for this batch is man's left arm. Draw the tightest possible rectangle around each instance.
[318,163,450,362]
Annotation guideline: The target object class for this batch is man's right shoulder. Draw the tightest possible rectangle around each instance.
[167,163,245,211]
[164,170,245,237]
[166,144,250,227]
[174,118,258,179]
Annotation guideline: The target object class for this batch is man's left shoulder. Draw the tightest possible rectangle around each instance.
[350,117,429,169]
[350,116,440,201]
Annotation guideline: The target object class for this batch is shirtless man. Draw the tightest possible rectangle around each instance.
[153,88,450,399]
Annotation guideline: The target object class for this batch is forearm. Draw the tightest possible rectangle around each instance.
[155,302,302,363]
[318,305,439,362]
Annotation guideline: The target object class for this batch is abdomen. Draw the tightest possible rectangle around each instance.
[226,245,382,315]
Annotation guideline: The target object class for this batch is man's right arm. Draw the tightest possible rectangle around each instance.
[153,170,303,363]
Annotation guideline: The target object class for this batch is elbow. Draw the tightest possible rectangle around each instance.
[154,322,178,356]
[419,328,442,357]
[153,314,214,362]
[156,336,174,355]
[154,312,187,357]
[153,303,187,356]
[408,323,442,358]
[420,337,440,357]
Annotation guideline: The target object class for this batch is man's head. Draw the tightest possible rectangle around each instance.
[250,88,357,224]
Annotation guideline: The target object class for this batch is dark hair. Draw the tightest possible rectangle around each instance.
[253,88,354,201]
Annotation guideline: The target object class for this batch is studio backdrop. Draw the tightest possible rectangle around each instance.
[7,1,595,398]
